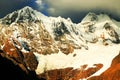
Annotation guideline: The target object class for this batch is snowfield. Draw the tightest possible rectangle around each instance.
[34,43,120,77]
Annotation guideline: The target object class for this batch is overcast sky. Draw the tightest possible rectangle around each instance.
[0,0,120,23]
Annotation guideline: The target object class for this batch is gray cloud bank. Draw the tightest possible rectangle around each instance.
[36,0,120,22]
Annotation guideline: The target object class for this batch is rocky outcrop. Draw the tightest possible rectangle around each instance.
[1,37,38,73]
[37,64,103,80]
[103,23,120,43]
[111,52,120,67]
[0,50,40,80]
[60,43,74,55]
[88,52,120,80]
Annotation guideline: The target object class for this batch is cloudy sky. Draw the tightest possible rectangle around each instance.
[0,0,120,23]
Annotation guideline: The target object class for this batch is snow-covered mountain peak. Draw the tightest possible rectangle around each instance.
[0,6,119,47]
[21,6,33,11]
[0,6,46,24]
[81,12,111,24]
[81,12,98,23]
[97,13,111,22]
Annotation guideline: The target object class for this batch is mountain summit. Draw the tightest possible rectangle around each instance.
[0,6,46,24]
[81,12,112,23]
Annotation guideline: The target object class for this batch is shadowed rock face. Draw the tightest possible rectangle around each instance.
[88,52,120,80]
[0,52,38,80]
[2,38,38,72]
[0,38,39,80]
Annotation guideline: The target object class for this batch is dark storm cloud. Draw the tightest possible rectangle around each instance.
[0,0,36,18]
[36,0,120,23]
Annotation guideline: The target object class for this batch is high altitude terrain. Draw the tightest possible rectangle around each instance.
[0,6,120,80]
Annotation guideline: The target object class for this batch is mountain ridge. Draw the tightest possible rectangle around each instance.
[0,6,120,51]
[0,6,119,25]
[0,6,46,24]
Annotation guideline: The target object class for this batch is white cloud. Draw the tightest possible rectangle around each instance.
[35,0,46,10]
[35,0,42,5]
[47,7,55,14]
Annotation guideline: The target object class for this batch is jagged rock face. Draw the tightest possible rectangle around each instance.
[103,23,120,43]
[0,52,31,80]
[0,21,59,55]
[53,21,70,37]
[2,37,38,72]
[3,39,23,63]
[23,52,38,71]
[88,53,120,80]
[0,50,42,80]
[0,21,78,55]
[1,6,39,24]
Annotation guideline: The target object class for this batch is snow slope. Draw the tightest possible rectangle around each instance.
[34,43,120,76]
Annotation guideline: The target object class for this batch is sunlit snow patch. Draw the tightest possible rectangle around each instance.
[34,43,120,77]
